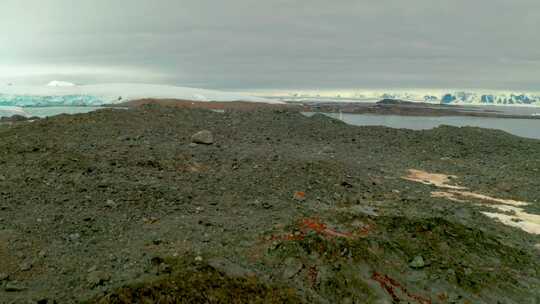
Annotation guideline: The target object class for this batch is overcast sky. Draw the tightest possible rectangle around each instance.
[0,0,539,90]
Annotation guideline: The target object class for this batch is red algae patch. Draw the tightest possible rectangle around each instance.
[372,272,432,304]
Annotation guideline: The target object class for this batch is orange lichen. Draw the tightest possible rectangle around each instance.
[293,191,306,201]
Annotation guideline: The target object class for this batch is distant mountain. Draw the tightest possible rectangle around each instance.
[270,90,540,106]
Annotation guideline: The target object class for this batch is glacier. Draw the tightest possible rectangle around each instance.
[0,83,280,108]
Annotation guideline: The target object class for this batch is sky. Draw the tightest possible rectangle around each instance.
[0,0,539,91]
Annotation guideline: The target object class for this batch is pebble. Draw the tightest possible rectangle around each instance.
[191,130,214,145]
[87,265,98,273]
[87,271,111,287]
[321,146,335,154]
[105,199,117,208]
[409,255,426,269]
[5,281,26,292]
[159,262,172,274]
[20,260,33,271]
[194,256,203,262]
[68,233,81,241]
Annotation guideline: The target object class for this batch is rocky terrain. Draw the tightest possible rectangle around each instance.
[302,99,540,119]
[0,105,539,303]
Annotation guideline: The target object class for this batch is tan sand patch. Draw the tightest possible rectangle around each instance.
[403,169,466,190]
[448,190,529,207]
[405,169,539,235]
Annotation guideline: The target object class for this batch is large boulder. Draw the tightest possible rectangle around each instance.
[191,130,214,145]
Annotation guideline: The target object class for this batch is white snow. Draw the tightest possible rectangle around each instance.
[47,81,77,87]
[0,83,282,105]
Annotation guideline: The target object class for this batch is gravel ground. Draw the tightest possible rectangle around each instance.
[0,105,539,303]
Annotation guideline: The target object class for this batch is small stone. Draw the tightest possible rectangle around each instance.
[409,255,426,269]
[105,199,117,208]
[87,271,111,287]
[20,260,33,271]
[0,272,8,281]
[159,263,172,274]
[282,257,303,279]
[68,233,81,241]
[87,265,98,273]
[194,256,203,262]
[5,281,26,292]
[321,146,335,154]
[191,130,214,145]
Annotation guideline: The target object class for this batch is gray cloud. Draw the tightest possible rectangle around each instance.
[0,0,539,90]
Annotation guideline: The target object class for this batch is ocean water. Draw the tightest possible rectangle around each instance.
[304,113,540,140]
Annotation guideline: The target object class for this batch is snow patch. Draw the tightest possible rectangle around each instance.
[47,81,77,87]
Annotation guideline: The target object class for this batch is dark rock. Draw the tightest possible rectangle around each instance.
[1,115,28,122]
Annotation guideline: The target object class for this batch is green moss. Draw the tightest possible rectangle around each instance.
[88,256,302,304]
